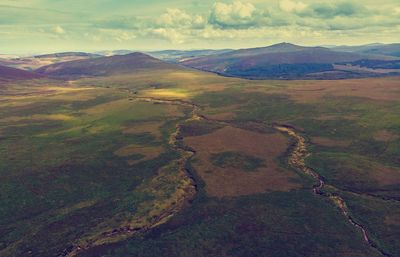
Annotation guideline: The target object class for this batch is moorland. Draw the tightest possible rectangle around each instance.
[0,44,399,257]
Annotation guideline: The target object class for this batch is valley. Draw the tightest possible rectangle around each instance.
[0,43,399,257]
[2,0,400,255]
[0,58,399,256]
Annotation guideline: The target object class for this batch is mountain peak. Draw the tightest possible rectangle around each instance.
[269,42,299,48]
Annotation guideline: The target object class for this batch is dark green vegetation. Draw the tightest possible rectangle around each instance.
[78,190,379,257]
[342,193,400,255]
[0,84,191,256]
[0,63,399,257]
[210,151,265,172]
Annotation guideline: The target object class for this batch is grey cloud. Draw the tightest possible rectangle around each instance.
[299,1,369,19]
[208,1,270,29]
[94,16,143,30]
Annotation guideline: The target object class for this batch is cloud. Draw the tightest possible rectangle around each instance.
[112,31,136,42]
[2,0,400,53]
[279,0,307,13]
[157,8,205,29]
[149,28,186,44]
[299,1,368,18]
[209,1,269,29]
[53,25,65,34]
[312,2,357,18]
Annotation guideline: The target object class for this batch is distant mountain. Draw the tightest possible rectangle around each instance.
[93,49,233,61]
[148,49,232,62]
[181,43,399,79]
[332,43,400,57]
[0,65,42,80]
[36,52,183,79]
[34,52,101,58]
[0,52,100,71]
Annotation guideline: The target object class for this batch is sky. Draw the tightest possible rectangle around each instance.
[1,0,399,54]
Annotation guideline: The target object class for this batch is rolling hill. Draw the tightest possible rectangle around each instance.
[181,43,399,79]
[36,52,184,79]
[0,65,42,81]
[0,52,101,71]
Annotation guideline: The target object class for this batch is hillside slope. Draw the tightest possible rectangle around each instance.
[181,43,398,79]
[0,65,42,81]
[36,52,183,79]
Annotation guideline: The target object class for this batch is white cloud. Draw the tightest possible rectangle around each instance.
[2,0,400,52]
[157,8,205,29]
[53,25,65,34]
[279,0,307,13]
[209,1,269,28]
[213,1,256,19]
[114,31,135,42]
[149,28,186,44]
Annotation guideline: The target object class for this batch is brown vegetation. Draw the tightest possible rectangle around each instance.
[250,77,400,102]
[371,165,400,187]
[373,130,398,142]
[114,144,164,165]
[311,137,351,147]
[184,126,300,197]
[122,121,163,140]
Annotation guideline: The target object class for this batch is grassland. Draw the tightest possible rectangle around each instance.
[1,70,399,256]
[0,79,194,256]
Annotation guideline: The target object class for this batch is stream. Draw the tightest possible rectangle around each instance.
[274,124,392,257]
[64,93,392,257]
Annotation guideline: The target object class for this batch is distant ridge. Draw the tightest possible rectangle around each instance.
[181,42,399,79]
[36,52,183,79]
[0,52,101,71]
[333,43,400,57]
[148,49,233,62]
[34,52,101,59]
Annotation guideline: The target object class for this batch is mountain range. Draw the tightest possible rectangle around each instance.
[180,43,400,79]
[1,43,400,80]
[332,43,400,57]
[36,52,183,79]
